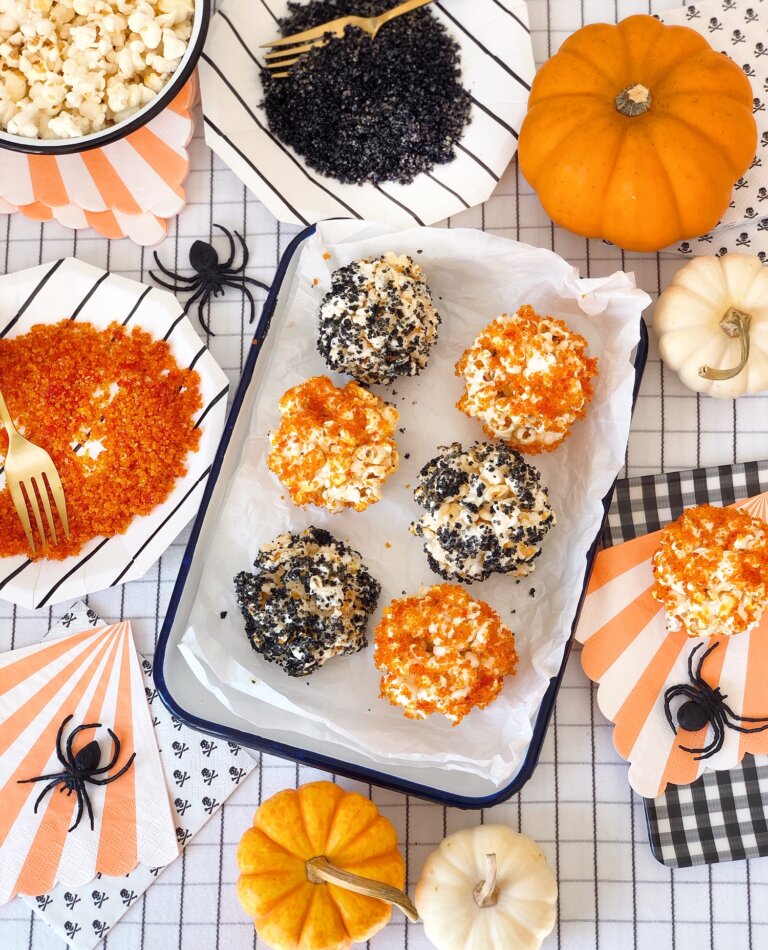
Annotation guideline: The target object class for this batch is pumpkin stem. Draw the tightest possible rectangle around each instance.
[615,84,652,116]
[305,855,420,923]
[473,853,500,908]
[699,308,752,381]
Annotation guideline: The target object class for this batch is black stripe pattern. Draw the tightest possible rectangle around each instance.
[0,259,230,607]
[199,0,533,226]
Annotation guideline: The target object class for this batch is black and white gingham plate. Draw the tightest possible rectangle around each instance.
[602,460,768,868]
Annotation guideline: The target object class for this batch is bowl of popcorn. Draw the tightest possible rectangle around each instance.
[0,0,209,153]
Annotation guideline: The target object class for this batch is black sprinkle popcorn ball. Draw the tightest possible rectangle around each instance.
[234,526,381,676]
[411,442,557,583]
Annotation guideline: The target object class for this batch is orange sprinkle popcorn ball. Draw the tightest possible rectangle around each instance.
[373,584,518,725]
[652,504,768,639]
[267,375,399,513]
[0,320,202,561]
[455,304,598,454]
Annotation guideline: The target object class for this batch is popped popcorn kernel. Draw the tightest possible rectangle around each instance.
[0,0,194,139]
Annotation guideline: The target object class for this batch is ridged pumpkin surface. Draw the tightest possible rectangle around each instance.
[237,781,405,950]
[518,15,756,252]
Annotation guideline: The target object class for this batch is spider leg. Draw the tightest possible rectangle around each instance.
[721,701,768,728]
[152,252,198,283]
[694,713,727,761]
[223,229,249,275]
[692,641,720,689]
[196,291,216,337]
[56,715,74,769]
[32,779,62,813]
[82,783,95,831]
[214,224,237,270]
[66,722,101,765]
[239,274,270,292]
[17,770,68,784]
[87,752,136,785]
[181,285,206,316]
[68,784,84,833]
[149,271,201,294]
[686,641,705,684]
[221,279,256,325]
[680,713,722,757]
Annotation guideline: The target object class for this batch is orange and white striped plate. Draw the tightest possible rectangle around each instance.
[0,78,197,246]
[0,622,178,903]
[576,492,768,798]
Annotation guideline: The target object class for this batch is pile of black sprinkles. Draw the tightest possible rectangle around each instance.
[261,0,472,185]
[234,526,381,677]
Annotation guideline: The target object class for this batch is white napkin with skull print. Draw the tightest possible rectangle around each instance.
[654,0,768,257]
[19,603,256,950]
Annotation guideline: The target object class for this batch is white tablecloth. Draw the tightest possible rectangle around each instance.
[1,2,766,948]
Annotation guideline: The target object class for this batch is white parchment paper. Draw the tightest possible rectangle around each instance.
[181,222,650,786]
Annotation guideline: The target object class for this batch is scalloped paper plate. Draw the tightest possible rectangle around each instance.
[200,0,535,227]
[0,79,197,246]
[576,491,768,798]
[0,622,178,904]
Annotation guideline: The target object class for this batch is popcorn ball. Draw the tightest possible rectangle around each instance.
[411,441,555,583]
[267,375,399,513]
[234,526,381,677]
[455,304,598,454]
[374,584,518,725]
[317,253,440,385]
[0,0,194,140]
[652,504,768,639]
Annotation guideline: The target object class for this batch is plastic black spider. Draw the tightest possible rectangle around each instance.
[150,224,269,337]
[664,641,768,760]
[17,715,136,832]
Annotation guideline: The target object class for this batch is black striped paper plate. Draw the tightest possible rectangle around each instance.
[199,0,535,227]
[0,258,229,610]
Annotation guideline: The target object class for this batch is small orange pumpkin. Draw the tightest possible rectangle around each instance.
[518,14,756,252]
[237,781,416,950]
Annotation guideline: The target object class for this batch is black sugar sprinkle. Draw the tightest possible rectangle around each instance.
[219,610,227,620]
[261,0,472,186]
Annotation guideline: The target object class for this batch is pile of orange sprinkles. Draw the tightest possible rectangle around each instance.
[0,320,202,560]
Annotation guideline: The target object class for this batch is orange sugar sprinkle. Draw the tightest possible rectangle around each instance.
[322,253,332,260]
[267,375,398,513]
[652,504,768,637]
[0,320,202,560]
[455,304,598,454]
[374,584,518,725]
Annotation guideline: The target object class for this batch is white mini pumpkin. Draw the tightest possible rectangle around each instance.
[654,253,768,399]
[414,824,557,950]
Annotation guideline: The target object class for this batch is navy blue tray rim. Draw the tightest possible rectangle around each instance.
[154,224,650,809]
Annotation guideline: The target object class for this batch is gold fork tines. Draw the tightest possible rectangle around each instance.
[261,0,433,76]
[0,388,70,556]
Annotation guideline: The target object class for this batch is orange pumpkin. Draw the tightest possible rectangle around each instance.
[518,14,757,252]
[237,781,416,950]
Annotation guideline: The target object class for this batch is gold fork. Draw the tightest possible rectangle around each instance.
[262,0,433,77]
[0,388,70,556]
